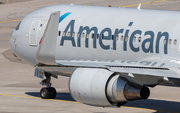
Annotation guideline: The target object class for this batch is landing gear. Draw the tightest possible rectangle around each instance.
[40,72,57,99]
[40,87,57,99]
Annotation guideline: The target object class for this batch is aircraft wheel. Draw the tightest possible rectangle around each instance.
[40,87,57,99]
[40,87,50,99]
[49,87,57,99]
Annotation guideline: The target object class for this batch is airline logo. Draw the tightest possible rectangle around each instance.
[59,12,72,23]
[60,13,169,54]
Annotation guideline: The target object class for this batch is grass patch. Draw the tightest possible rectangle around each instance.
[0,2,2,4]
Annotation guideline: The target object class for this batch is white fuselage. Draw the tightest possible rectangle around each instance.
[9,4,180,76]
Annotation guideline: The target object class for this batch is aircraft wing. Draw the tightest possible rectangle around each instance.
[56,58,180,78]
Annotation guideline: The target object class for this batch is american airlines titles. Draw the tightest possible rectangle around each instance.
[60,20,169,54]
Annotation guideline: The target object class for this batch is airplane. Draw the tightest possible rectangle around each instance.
[9,4,180,107]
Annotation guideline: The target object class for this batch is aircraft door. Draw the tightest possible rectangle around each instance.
[29,20,41,46]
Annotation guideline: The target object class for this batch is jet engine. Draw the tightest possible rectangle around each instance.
[69,68,150,107]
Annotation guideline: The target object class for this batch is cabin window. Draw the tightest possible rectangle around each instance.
[97,34,99,39]
[116,35,119,40]
[163,39,166,44]
[15,21,21,31]
[174,39,177,45]
[138,37,141,42]
[82,33,85,38]
[112,35,114,40]
[58,31,61,36]
[126,36,129,41]
[121,35,124,41]
[92,34,94,39]
[101,34,104,39]
[72,32,75,37]
[63,31,66,36]
[169,39,172,45]
[77,32,80,38]
[133,36,136,42]
[87,33,89,38]
[68,32,71,37]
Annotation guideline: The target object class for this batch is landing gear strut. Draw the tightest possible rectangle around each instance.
[40,72,57,99]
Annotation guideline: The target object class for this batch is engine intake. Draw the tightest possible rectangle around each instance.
[69,68,150,107]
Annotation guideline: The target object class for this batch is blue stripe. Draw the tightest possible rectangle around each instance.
[59,12,72,23]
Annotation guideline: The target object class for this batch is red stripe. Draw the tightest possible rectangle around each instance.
[37,70,38,77]
[39,37,43,44]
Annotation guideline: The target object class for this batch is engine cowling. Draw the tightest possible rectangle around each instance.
[69,68,150,107]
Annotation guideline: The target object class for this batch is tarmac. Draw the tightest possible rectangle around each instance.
[1,0,180,113]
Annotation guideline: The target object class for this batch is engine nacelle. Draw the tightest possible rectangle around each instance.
[69,68,150,107]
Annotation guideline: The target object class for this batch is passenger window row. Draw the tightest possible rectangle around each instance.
[59,31,177,45]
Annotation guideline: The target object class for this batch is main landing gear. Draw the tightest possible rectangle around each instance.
[40,72,57,99]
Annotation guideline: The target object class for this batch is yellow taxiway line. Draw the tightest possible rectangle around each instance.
[120,0,167,8]
[0,93,179,113]
[0,93,78,103]
[121,106,178,113]
[0,19,21,24]
[1,27,11,29]
[0,38,9,40]
[0,0,167,24]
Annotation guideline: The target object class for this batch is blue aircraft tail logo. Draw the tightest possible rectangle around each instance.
[59,12,72,23]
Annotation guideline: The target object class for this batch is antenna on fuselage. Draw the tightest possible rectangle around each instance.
[137,3,141,10]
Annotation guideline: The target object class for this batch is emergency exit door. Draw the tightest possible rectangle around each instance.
[29,20,41,46]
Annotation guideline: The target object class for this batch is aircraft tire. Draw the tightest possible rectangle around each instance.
[40,87,50,99]
[49,87,57,99]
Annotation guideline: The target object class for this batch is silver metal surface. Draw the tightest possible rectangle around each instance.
[124,83,142,100]
[107,75,127,103]
[112,77,128,102]
[107,74,150,104]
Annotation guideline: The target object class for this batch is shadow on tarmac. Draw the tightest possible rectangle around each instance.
[25,92,75,101]
[25,92,180,113]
